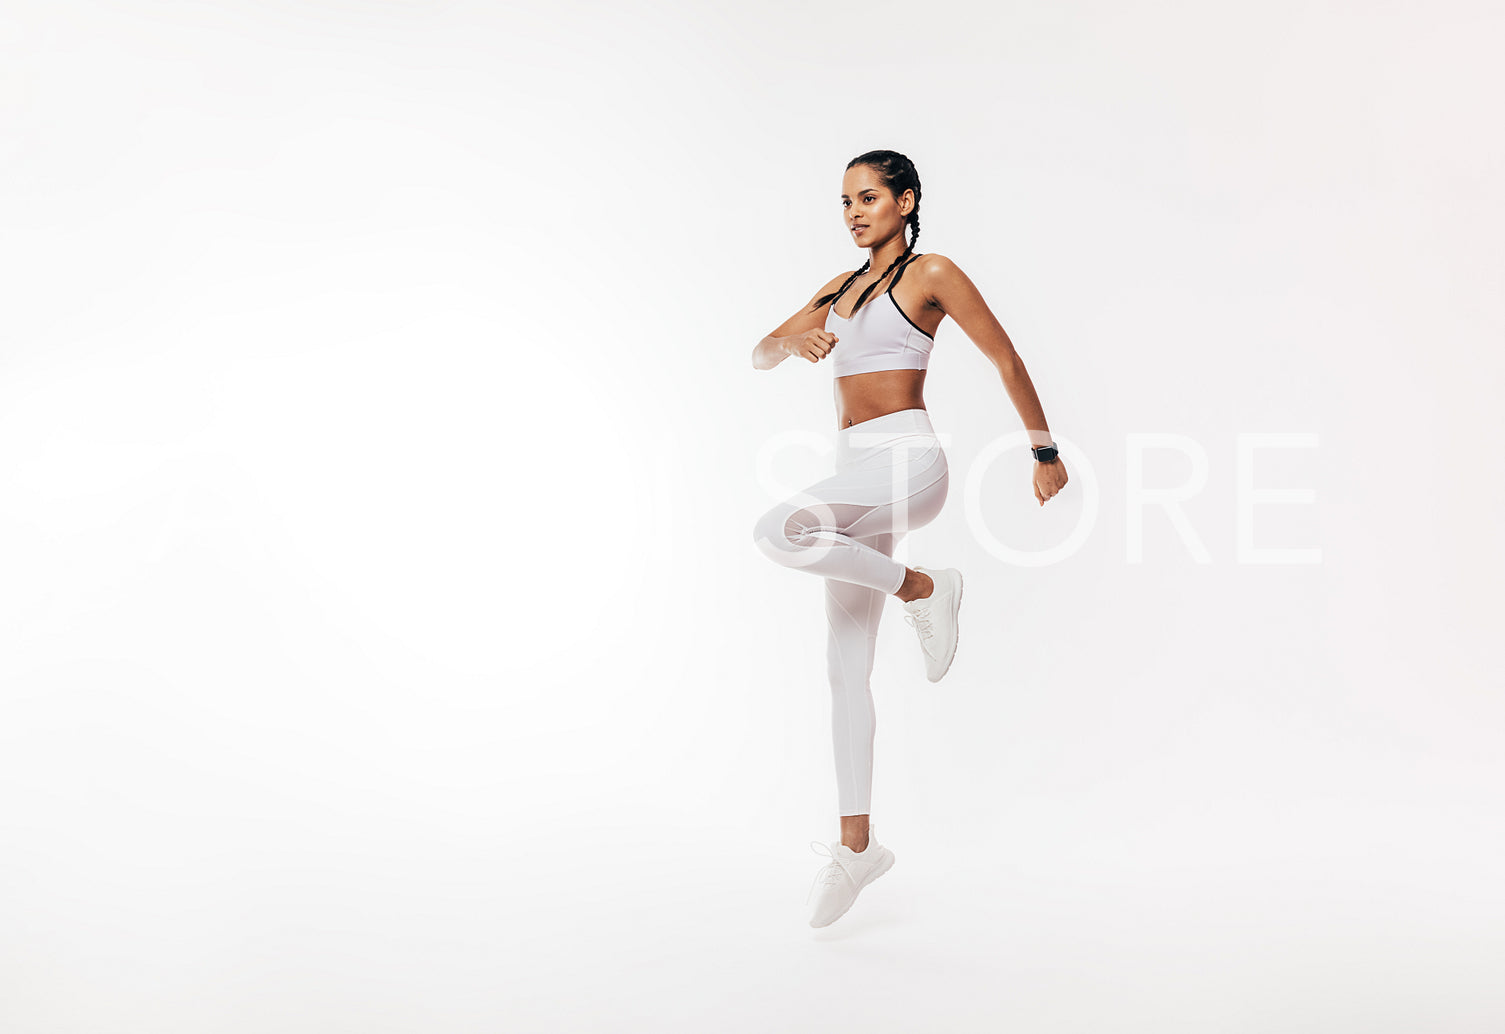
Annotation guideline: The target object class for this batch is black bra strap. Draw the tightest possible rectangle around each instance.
[888,252,922,291]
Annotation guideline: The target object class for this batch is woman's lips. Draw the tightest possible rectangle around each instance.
[852,225,867,235]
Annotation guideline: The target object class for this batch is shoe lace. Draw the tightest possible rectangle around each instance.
[805,840,853,904]
[905,608,934,641]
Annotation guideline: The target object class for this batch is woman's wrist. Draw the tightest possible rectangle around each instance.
[1030,440,1059,463]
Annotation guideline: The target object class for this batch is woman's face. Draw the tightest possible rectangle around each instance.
[841,166,909,246]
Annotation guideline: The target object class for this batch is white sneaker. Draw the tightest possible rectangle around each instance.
[805,825,896,928]
[902,565,963,682]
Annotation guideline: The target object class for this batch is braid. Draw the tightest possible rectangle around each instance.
[810,150,924,314]
[902,152,923,250]
[896,151,923,258]
[845,248,912,314]
[820,262,870,312]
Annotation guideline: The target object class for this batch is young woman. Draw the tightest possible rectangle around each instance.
[750,150,1068,928]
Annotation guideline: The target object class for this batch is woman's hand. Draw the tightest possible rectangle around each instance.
[787,329,838,363]
[1033,458,1068,506]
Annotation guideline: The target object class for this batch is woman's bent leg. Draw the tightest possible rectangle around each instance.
[752,449,948,595]
[825,531,897,819]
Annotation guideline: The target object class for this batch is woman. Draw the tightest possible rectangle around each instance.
[750,150,1068,928]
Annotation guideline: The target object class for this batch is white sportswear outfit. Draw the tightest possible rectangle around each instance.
[752,254,948,816]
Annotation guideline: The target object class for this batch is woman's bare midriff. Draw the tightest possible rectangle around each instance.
[834,368,927,429]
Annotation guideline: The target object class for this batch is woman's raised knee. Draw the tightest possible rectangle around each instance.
[752,504,792,555]
[755,502,819,565]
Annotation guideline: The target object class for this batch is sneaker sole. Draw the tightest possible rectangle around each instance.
[928,569,963,682]
[808,849,896,929]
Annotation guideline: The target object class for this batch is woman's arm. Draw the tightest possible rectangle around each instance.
[920,254,1051,445]
[922,254,1068,505]
[751,334,798,371]
[751,272,854,371]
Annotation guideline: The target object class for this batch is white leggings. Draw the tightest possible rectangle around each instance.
[751,408,949,816]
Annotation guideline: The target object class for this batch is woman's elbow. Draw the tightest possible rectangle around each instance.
[989,349,1023,376]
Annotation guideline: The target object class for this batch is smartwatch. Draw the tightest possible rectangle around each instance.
[1031,441,1059,463]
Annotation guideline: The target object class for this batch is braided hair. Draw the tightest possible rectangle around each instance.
[811,150,924,314]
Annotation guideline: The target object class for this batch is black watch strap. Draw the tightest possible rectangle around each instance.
[1031,441,1059,463]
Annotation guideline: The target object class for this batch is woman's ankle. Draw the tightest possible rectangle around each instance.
[840,814,871,852]
[895,568,935,603]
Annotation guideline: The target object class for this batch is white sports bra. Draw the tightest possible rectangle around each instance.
[825,254,934,378]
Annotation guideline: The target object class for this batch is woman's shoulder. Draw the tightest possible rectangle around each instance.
[909,251,960,275]
[906,253,974,298]
[815,268,860,301]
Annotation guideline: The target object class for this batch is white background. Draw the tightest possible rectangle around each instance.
[2,1,1501,1031]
